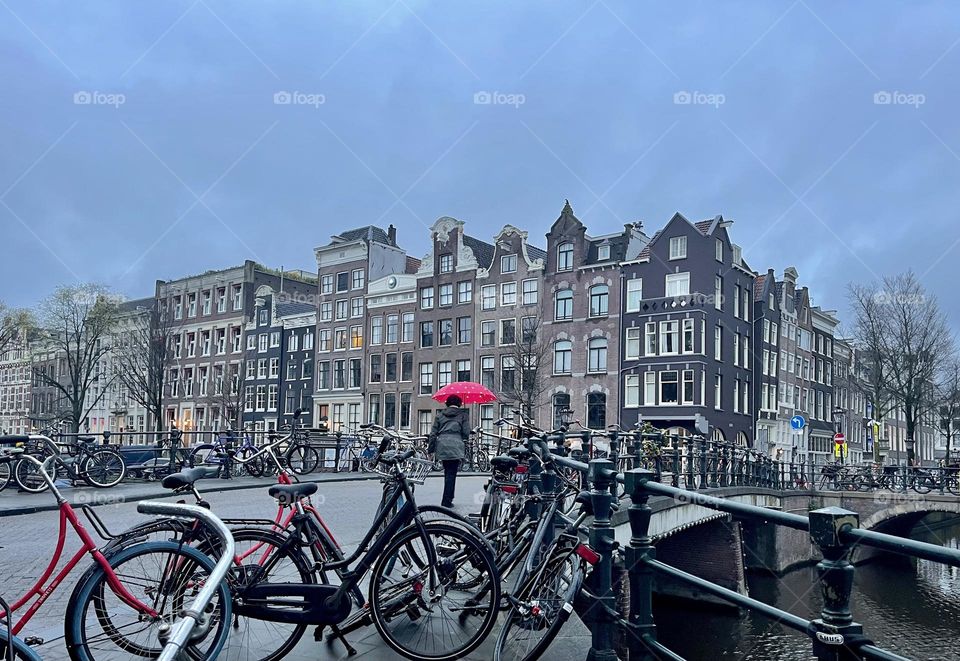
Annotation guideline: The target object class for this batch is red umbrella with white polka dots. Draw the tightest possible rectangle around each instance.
[432,381,497,405]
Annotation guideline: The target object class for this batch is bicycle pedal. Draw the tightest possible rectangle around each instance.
[23,636,43,646]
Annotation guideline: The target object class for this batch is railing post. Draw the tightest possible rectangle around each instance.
[698,436,708,489]
[809,507,863,661]
[584,459,618,661]
[685,436,695,489]
[623,468,658,661]
[708,439,719,488]
[671,434,680,488]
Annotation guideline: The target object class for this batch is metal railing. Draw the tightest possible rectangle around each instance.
[525,434,960,661]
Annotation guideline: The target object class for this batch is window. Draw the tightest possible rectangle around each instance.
[336,272,349,292]
[458,281,472,304]
[521,316,537,343]
[369,354,382,383]
[256,385,266,410]
[714,326,722,360]
[501,357,515,391]
[715,375,722,409]
[258,359,268,379]
[419,410,433,436]
[714,276,723,310]
[682,369,694,405]
[588,338,608,373]
[734,285,741,318]
[587,393,606,429]
[335,300,348,320]
[553,393,571,428]
[481,285,497,310]
[715,238,723,262]
[682,318,695,353]
[351,297,363,318]
[554,340,572,374]
[500,319,516,345]
[501,253,518,273]
[419,363,433,394]
[439,319,453,346]
[733,378,741,413]
[401,352,413,381]
[349,359,362,388]
[669,236,687,260]
[742,288,750,322]
[481,321,495,346]
[438,361,452,388]
[734,332,741,366]
[270,331,280,347]
[303,332,314,351]
[645,372,657,405]
[439,283,453,306]
[659,321,679,354]
[420,321,433,348]
[625,375,640,407]
[371,317,383,345]
[351,269,364,290]
[332,360,345,389]
[589,285,609,317]
[350,325,363,349]
[665,273,690,297]
[420,287,434,309]
[320,275,333,294]
[400,394,411,429]
[268,385,278,411]
[288,332,299,352]
[320,302,332,322]
[287,361,297,380]
[660,371,679,405]
[625,327,641,359]
[644,322,657,356]
[173,295,183,320]
[187,293,197,317]
[319,329,332,351]
[402,313,414,343]
[555,289,573,320]
[457,317,472,344]
[369,394,381,424]
[625,278,642,312]
[481,357,495,389]
[521,279,538,305]
[257,334,268,353]
[557,242,574,271]
[269,358,279,378]
[439,254,453,273]
[201,290,212,315]
[597,244,610,261]
[501,282,518,306]
[456,359,471,382]
[383,393,396,428]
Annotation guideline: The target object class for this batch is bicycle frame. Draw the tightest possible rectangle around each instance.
[0,455,158,636]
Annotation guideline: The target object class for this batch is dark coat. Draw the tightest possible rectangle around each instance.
[428,406,470,461]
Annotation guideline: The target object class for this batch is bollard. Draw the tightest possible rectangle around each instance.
[583,459,618,661]
[623,468,658,661]
[808,507,863,661]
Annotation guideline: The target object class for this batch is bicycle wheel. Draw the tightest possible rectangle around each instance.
[493,543,585,661]
[0,458,11,492]
[213,528,314,661]
[912,474,934,495]
[65,540,231,661]
[230,447,254,477]
[286,443,320,475]
[369,522,500,661]
[0,630,41,661]
[14,456,55,493]
[188,444,218,468]
[80,448,126,488]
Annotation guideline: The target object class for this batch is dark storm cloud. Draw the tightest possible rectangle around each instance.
[1,1,958,329]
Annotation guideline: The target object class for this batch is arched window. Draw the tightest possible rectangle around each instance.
[557,242,574,271]
[712,428,726,443]
[587,392,606,429]
[553,393,571,429]
[554,289,573,321]
[589,285,609,317]
[553,340,572,374]
[736,431,750,447]
[587,337,608,373]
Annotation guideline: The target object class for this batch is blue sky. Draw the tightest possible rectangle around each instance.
[2,1,959,330]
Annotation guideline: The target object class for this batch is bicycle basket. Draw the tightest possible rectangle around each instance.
[401,457,435,485]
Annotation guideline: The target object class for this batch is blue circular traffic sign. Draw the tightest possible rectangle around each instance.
[790,415,806,430]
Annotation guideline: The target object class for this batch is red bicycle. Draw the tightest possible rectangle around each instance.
[0,437,231,661]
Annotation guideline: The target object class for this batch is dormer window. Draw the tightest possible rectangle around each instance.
[557,242,574,271]
[669,236,687,260]
[439,254,453,274]
[597,244,611,261]
[501,254,518,273]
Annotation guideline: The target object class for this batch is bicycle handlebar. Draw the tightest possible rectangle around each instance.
[137,501,234,661]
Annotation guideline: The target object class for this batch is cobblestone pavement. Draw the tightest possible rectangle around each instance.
[0,474,590,660]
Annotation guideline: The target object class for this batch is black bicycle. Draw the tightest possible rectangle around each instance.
[13,432,126,493]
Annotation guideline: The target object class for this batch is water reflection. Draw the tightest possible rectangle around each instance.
[654,518,960,660]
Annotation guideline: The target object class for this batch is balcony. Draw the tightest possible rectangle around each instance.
[627,293,713,315]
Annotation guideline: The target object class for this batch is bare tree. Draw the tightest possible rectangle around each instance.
[34,285,119,433]
[206,361,246,430]
[112,301,179,433]
[501,315,552,421]
[0,301,33,356]
[937,357,960,467]
[849,273,954,465]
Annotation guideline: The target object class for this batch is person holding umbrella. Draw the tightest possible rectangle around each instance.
[429,381,497,508]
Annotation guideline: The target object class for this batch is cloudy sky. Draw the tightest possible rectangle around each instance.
[2,1,959,330]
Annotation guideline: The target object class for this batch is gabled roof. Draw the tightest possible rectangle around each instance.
[694,219,714,234]
[637,230,662,260]
[526,244,547,261]
[276,301,315,318]
[118,296,154,313]
[753,274,767,302]
[463,235,496,269]
[332,225,395,247]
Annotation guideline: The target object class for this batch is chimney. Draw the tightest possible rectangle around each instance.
[387,224,397,246]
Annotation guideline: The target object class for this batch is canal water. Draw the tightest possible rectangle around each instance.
[653,516,960,660]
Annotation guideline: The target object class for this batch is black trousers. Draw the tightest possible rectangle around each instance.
[441,459,460,506]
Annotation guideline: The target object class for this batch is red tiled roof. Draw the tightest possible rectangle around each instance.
[694,220,714,235]
[636,230,662,260]
[405,256,421,274]
[753,274,767,301]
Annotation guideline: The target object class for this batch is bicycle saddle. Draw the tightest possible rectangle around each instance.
[490,455,519,472]
[268,482,318,502]
[0,435,30,446]
[161,466,219,490]
[507,447,532,461]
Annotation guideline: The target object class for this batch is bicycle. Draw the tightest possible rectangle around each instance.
[123,427,188,481]
[186,428,259,478]
[0,438,231,661]
[13,431,126,493]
